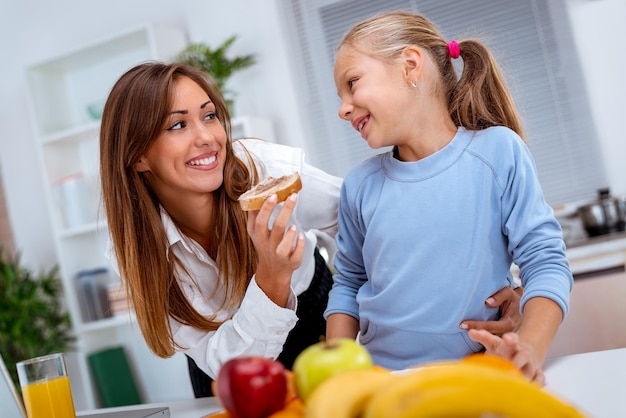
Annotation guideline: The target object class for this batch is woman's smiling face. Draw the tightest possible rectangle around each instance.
[134,76,228,202]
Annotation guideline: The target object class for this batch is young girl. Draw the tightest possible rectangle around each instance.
[325,11,573,384]
[99,62,342,396]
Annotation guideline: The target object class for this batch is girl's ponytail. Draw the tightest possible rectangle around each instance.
[448,39,524,139]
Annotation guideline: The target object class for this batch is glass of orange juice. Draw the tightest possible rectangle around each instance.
[16,353,76,418]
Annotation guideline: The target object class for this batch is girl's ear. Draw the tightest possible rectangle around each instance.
[400,45,423,82]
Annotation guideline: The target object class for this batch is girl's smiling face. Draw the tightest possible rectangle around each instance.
[334,45,416,150]
[134,76,227,203]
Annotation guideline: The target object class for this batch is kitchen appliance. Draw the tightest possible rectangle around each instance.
[577,188,625,237]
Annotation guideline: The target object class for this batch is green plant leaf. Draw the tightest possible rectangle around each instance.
[0,248,75,392]
[174,34,257,101]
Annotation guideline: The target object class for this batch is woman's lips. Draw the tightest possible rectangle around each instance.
[186,152,218,169]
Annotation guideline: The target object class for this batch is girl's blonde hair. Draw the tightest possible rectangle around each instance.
[100,62,258,358]
[339,10,524,139]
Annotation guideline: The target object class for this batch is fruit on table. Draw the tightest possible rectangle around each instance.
[283,370,297,404]
[292,338,373,402]
[305,367,395,418]
[460,352,523,377]
[268,397,304,418]
[208,353,586,418]
[203,398,304,418]
[216,356,288,418]
[362,359,587,418]
[204,397,304,418]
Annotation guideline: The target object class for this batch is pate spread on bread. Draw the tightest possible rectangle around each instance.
[238,172,302,211]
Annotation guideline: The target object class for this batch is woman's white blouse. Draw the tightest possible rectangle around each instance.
[106,138,342,378]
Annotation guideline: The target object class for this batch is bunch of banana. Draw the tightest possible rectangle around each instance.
[363,361,586,418]
[305,367,396,418]
[303,355,587,418]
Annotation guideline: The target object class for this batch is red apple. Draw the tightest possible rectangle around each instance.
[292,338,373,402]
[216,356,288,418]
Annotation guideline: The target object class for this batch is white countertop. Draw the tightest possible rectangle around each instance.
[79,347,624,418]
[161,397,221,417]
[76,397,222,418]
[544,348,626,418]
[565,233,626,275]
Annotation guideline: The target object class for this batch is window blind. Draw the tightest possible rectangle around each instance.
[280,0,607,206]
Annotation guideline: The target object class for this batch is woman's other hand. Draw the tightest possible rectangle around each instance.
[247,193,305,307]
[460,286,523,335]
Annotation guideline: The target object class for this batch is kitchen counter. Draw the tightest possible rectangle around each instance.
[566,230,626,250]
[565,232,626,276]
[77,348,626,418]
[544,348,626,417]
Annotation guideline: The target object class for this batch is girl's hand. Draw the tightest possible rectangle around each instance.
[468,329,545,385]
[246,193,305,307]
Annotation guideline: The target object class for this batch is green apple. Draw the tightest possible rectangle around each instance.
[292,338,373,402]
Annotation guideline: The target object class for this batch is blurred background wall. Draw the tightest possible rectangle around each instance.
[0,0,624,273]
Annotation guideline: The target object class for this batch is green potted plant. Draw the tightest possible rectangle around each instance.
[175,35,257,113]
[0,248,75,391]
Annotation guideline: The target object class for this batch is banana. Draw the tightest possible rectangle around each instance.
[363,362,587,418]
[305,367,397,418]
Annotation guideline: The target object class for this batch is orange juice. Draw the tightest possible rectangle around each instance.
[22,375,76,418]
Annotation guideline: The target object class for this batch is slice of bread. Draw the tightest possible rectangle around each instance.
[238,172,302,211]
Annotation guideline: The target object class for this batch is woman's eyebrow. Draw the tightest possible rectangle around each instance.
[169,100,212,115]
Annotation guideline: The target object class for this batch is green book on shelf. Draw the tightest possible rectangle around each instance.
[88,346,142,407]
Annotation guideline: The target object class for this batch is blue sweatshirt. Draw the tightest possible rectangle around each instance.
[325,127,573,370]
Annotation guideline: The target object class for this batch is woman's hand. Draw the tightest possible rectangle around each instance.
[468,329,545,385]
[460,286,523,335]
[247,193,305,307]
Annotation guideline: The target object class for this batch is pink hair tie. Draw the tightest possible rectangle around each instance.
[448,40,460,59]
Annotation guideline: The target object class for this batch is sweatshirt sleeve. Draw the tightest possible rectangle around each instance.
[324,174,367,320]
[498,131,573,317]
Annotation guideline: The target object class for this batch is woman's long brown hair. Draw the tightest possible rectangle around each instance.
[339,10,524,139]
[100,62,258,358]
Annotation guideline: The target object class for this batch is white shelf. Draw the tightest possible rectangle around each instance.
[58,220,107,239]
[40,122,101,146]
[26,24,186,138]
[76,312,136,334]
